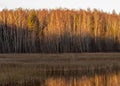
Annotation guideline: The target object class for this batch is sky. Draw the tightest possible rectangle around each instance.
[0,0,120,13]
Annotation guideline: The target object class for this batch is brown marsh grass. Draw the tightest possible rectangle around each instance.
[0,53,120,86]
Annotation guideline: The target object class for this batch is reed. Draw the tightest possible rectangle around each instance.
[0,53,119,86]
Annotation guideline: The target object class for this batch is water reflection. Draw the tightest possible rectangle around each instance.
[45,72,120,86]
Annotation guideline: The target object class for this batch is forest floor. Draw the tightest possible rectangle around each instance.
[0,53,120,85]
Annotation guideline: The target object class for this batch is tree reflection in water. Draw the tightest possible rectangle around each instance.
[45,72,120,86]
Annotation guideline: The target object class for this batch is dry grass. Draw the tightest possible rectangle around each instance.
[0,53,120,86]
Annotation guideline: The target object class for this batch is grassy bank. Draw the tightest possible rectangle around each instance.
[0,53,120,85]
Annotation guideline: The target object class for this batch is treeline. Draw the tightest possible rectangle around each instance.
[0,8,120,53]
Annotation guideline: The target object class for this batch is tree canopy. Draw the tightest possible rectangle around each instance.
[0,8,120,53]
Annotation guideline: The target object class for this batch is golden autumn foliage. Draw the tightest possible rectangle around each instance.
[0,8,120,53]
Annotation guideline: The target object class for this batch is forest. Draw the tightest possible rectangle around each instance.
[0,8,120,53]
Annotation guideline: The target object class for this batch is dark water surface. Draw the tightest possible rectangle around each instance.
[2,71,120,86]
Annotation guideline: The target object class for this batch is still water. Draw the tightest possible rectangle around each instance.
[44,72,120,86]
